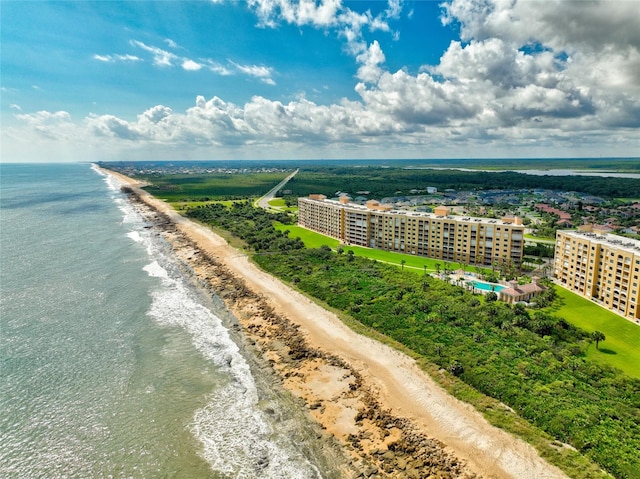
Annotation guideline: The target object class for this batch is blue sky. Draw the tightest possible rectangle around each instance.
[1,0,639,162]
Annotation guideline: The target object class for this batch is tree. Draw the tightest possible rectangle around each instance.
[591,330,606,350]
[486,291,498,302]
[448,359,464,377]
[401,259,406,270]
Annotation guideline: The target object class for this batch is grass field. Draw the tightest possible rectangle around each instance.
[266,198,298,212]
[141,171,289,202]
[275,224,489,274]
[274,223,340,249]
[547,287,640,378]
[524,234,556,243]
[268,198,286,207]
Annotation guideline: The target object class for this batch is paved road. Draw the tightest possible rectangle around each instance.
[256,169,299,210]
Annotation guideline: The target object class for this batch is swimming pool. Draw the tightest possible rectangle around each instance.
[469,280,505,292]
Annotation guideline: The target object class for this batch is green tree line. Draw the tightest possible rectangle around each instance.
[282,167,640,199]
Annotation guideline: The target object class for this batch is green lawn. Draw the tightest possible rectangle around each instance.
[274,224,341,249]
[268,198,286,207]
[547,287,640,378]
[266,198,298,212]
[524,234,556,243]
[275,224,488,274]
[340,245,455,273]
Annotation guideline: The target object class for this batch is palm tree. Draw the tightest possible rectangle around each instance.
[346,250,355,262]
[459,261,467,275]
[592,330,606,350]
[401,259,406,271]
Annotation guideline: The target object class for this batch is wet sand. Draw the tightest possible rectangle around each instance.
[103,167,568,479]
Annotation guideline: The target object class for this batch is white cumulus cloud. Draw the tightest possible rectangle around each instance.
[131,40,178,66]
[356,40,386,83]
[232,62,276,85]
[93,53,141,63]
[182,59,202,71]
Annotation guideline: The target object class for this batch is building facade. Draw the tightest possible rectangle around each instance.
[298,196,525,267]
[554,226,640,320]
[499,277,546,304]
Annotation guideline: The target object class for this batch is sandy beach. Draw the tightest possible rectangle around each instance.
[104,168,568,479]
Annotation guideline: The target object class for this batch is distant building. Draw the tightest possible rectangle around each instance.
[554,225,640,320]
[535,203,572,221]
[298,195,525,267]
[556,219,574,228]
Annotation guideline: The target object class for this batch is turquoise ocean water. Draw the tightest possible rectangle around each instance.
[0,163,338,478]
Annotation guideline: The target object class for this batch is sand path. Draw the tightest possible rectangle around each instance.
[104,168,568,479]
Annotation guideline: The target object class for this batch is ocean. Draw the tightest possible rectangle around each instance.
[0,163,341,478]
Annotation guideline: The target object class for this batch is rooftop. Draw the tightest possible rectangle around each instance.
[301,196,524,228]
[558,229,640,255]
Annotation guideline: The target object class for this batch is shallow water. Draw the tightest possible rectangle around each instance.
[0,163,339,478]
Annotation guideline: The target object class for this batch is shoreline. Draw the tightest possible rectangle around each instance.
[102,167,568,479]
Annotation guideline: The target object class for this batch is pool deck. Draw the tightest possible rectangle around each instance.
[433,270,504,294]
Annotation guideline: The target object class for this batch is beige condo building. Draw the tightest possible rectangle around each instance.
[298,195,525,267]
[554,226,640,320]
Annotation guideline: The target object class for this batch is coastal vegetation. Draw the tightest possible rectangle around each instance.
[185,201,640,479]
[133,171,291,202]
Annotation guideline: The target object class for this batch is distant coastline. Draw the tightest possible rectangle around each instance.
[94,156,640,172]
[405,166,640,179]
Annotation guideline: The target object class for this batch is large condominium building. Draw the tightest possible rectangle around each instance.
[298,195,525,267]
[554,225,640,320]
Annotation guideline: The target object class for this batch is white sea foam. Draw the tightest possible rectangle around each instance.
[96,168,140,226]
[142,258,322,477]
[122,202,323,478]
[142,260,170,280]
[92,163,120,192]
[126,231,142,243]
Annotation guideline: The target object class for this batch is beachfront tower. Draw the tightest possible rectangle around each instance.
[298,196,525,267]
